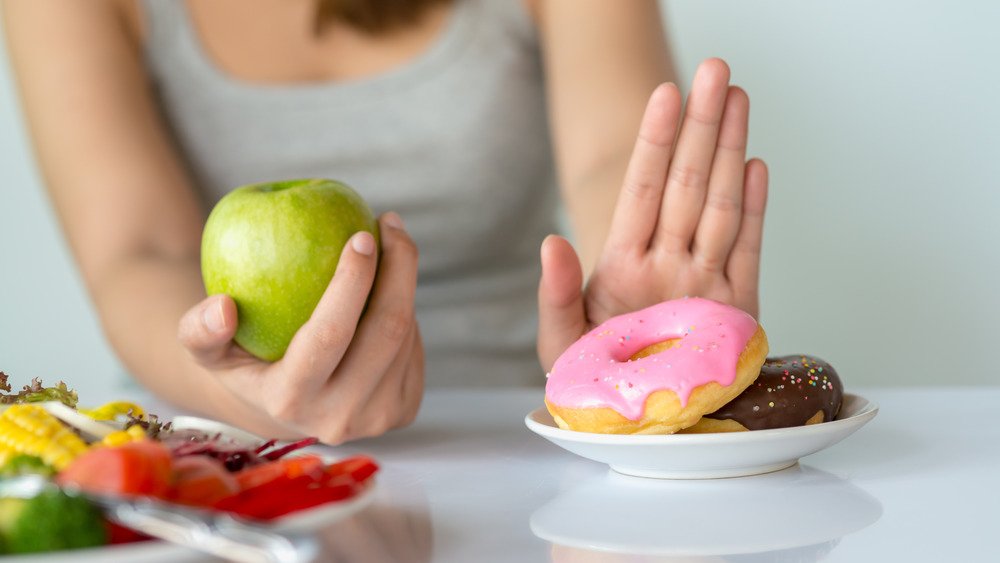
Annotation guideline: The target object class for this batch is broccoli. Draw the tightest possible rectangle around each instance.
[0,488,107,553]
[0,455,56,479]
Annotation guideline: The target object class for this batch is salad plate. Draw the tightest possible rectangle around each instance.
[0,409,377,562]
[525,393,878,479]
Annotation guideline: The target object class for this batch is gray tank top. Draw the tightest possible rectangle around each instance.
[140,0,557,386]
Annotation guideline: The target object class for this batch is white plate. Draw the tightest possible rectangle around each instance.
[169,415,268,445]
[525,393,878,479]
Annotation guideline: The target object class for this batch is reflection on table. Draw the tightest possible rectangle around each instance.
[311,471,433,563]
[531,464,882,562]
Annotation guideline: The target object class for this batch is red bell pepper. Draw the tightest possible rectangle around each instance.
[213,455,378,520]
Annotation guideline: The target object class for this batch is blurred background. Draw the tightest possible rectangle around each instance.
[1,0,997,398]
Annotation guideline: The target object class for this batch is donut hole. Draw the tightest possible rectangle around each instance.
[629,338,682,361]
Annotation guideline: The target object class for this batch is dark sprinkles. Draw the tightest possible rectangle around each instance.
[704,355,843,430]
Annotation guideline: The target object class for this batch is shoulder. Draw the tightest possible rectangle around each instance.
[2,0,144,60]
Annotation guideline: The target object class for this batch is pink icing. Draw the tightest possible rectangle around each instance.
[545,297,758,421]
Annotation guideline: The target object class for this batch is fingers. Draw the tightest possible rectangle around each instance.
[726,158,768,318]
[255,213,420,442]
[279,228,379,387]
[337,325,424,442]
[537,235,587,371]
[348,325,420,440]
[397,327,425,427]
[178,294,240,368]
[605,83,682,253]
[655,58,731,251]
[367,325,425,435]
[331,212,420,392]
[692,86,750,270]
[307,212,420,443]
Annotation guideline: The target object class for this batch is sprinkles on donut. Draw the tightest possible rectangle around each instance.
[681,355,844,433]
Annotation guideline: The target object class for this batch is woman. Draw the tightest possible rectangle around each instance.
[2,0,767,443]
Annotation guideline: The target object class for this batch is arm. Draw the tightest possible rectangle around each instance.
[531,0,676,273]
[2,0,225,412]
[2,0,422,442]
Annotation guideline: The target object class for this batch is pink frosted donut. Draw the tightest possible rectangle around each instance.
[544,297,769,434]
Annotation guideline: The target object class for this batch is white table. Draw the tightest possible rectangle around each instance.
[88,386,1000,562]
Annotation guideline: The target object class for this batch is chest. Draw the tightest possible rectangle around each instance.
[188,0,454,83]
[125,0,454,84]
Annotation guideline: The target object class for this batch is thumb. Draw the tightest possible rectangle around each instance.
[538,235,587,372]
[178,294,240,367]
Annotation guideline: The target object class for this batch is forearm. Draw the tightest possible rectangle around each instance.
[91,254,296,438]
[534,0,677,275]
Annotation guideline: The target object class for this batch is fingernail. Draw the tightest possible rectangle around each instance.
[202,298,226,334]
[382,212,405,230]
[351,231,376,255]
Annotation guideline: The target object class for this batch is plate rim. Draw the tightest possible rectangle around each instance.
[168,415,268,445]
[525,392,879,445]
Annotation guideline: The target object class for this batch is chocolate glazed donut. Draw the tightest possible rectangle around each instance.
[681,356,843,433]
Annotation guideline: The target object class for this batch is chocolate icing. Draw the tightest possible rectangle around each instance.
[705,355,843,430]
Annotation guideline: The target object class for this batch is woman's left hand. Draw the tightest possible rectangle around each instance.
[538,58,768,371]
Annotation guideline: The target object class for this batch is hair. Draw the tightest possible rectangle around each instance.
[315,0,453,35]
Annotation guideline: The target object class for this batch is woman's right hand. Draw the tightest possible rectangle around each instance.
[177,212,424,445]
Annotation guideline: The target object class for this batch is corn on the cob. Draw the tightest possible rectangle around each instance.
[79,401,145,421]
[100,425,147,447]
[0,405,89,470]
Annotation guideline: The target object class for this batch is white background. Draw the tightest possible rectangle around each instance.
[1,1,998,399]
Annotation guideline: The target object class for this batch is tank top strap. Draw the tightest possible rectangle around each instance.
[136,0,188,55]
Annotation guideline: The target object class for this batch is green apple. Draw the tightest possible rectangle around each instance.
[201,178,379,361]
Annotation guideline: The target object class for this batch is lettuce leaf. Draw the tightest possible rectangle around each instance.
[0,372,79,408]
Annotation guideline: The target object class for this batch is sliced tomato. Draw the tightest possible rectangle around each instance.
[56,440,173,497]
[234,454,324,491]
[168,455,240,507]
[214,454,378,520]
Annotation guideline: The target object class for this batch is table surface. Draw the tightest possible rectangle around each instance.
[39,386,1000,562]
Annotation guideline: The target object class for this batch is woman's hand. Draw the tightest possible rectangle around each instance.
[538,58,768,370]
[177,213,424,444]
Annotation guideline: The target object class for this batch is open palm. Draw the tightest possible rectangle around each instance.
[539,58,768,370]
